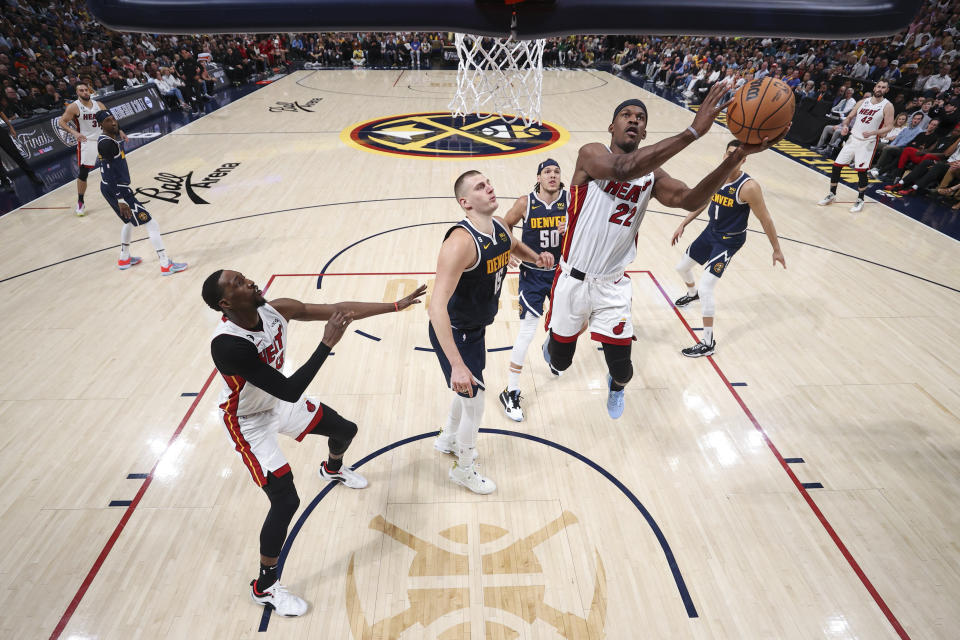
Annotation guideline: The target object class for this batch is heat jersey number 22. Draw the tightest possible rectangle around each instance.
[609,203,638,226]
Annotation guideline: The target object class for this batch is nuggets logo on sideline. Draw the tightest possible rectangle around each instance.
[342,112,568,159]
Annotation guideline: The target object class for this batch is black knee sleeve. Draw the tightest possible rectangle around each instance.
[548,333,577,371]
[304,406,357,455]
[830,164,843,183]
[603,342,633,385]
[78,166,90,181]
[858,171,869,190]
[327,415,358,456]
[260,471,300,557]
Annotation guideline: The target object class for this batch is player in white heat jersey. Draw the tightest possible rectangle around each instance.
[817,79,894,213]
[202,269,425,617]
[543,83,779,419]
[58,82,127,216]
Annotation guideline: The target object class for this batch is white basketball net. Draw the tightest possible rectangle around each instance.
[448,33,545,127]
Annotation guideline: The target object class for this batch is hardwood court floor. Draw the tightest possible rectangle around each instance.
[0,69,958,640]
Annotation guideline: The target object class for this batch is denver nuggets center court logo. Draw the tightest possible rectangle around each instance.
[342,112,568,159]
[346,511,606,638]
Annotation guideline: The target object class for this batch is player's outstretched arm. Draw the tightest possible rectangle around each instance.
[742,180,785,269]
[428,229,478,396]
[653,137,782,211]
[579,82,731,183]
[670,204,708,246]
[271,285,426,322]
[211,311,352,403]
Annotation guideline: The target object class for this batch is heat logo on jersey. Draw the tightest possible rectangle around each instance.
[342,112,568,159]
[601,179,652,203]
[258,325,285,369]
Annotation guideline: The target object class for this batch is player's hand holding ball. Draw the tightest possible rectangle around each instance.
[396,284,427,311]
[322,311,354,347]
[690,81,734,138]
[727,77,795,146]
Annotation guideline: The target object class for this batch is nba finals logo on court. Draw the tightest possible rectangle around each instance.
[342,112,568,159]
[345,511,606,638]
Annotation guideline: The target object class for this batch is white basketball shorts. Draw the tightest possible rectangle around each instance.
[547,270,634,345]
[835,136,878,171]
[77,138,99,168]
[220,396,325,486]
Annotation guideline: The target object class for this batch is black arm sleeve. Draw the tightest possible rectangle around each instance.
[98,137,119,159]
[211,334,331,403]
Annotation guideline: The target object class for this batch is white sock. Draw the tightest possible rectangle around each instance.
[440,396,462,443]
[457,390,484,468]
[120,223,133,260]
[687,283,697,296]
[507,367,521,392]
[145,219,169,266]
[702,326,714,345]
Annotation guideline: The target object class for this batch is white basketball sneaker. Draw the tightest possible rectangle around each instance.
[319,461,368,488]
[250,580,308,617]
[849,199,864,213]
[75,201,86,217]
[449,462,495,494]
[817,193,837,206]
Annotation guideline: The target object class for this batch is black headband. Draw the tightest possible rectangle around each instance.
[537,158,559,174]
[612,99,648,122]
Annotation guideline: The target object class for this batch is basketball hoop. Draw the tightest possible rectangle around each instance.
[448,33,545,127]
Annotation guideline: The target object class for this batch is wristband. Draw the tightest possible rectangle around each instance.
[686,126,699,140]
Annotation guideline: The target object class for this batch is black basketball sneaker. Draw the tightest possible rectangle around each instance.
[681,339,715,358]
[674,292,699,308]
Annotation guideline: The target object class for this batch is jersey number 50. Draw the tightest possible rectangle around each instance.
[539,229,561,248]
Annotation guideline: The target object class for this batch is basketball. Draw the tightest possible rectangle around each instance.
[726,77,795,145]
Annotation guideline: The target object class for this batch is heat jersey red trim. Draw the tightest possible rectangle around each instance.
[219,374,267,486]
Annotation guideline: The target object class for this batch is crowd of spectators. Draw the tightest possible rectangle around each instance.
[0,0,304,117]
[1,0,959,207]
[598,0,960,209]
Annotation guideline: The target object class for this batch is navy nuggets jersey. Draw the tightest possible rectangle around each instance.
[520,190,567,271]
[97,134,130,188]
[707,172,752,236]
[447,218,511,329]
